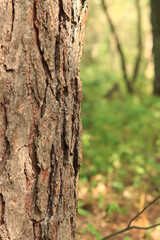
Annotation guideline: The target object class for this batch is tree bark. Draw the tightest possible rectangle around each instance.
[151,0,160,95]
[0,0,88,239]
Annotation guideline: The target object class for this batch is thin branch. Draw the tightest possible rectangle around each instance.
[131,0,142,84]
[101,0,133,93]
[101,195,160,240]
[128,195,160,227]
[101,223,160,240]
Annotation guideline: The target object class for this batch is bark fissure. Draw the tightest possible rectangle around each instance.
[59,1,71,23]
[55,36,61,103]
[11,0,15,41]
[55,0,69,102]
[40,78,48,118]
[28,126,42,216]
[0,195,10,240]
[62,51,69,96]
[0,194,5,225]
[48,143,59,213]
[30,61,42,107]
[24,162,29,183]
[73,140,79,178]
[62,112,69,166]
[31,88,41,107]
[3,64,15,73]
[33,0,52,80]
[30,141,41,178]
[47,144,55,218]
[46,142,60,237]
[3,101,10,167]
[57,169,63,212]
[33,130,41,215]
[81,0,87,7]
[33,220,43,240]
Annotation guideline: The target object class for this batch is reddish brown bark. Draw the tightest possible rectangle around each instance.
[0,0,88,239]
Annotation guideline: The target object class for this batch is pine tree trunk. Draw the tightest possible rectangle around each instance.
[151,0,160,95]
[0,0,88,239]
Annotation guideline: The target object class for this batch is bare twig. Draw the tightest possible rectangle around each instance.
[101,223,160,240]
[101,195,160,240]
[128,195,160,227]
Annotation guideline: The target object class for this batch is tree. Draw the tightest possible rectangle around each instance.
[101,0,142,94]
[0,0,88,239]
[150,0,160,95]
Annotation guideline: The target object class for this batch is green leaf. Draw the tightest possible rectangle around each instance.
[78,208,91,216]
[112,181,124,191]
[78,200,84,208]
[78,228,87,234]
[105,203,122,215]
[87,224,102,240]
[123,236,131,240]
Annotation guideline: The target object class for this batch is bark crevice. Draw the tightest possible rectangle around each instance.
[40,78,48,118]
[11,0,15,41]
[2,101,10,170]
[0,194,5,225]
[3,64,15,73]
[62,112,69,166]
[33,0,52,81]
[59,1,71,23]
[28,129,41,216]
[33,220,42,240]
[47,144,55,218]
[0,195,10,240]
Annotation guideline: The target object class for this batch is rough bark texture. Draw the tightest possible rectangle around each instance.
[0,0,88,239]
[151,0,160,95]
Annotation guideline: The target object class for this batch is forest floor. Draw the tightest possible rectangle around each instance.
[78,95,160,240]
[77,177,160,240]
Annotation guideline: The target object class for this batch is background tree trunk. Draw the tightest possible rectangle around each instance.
[150,0,160,95]
[0,0,87,239]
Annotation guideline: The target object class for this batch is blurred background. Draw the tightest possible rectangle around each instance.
[77,0,160,239]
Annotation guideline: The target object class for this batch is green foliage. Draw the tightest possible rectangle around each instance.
[98,194,105,209]
[81,91,160,193]
[78,0,160,238]
[123,236,131,240]
[87,224,102,240]
[105,202,122,215]
[78,208,91,216]
[77,228,87,234]
[78,200,91,216]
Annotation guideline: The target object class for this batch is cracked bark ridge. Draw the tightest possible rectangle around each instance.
[0,0,88,239]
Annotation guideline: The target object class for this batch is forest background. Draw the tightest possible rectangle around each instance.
[77,0,160,239]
